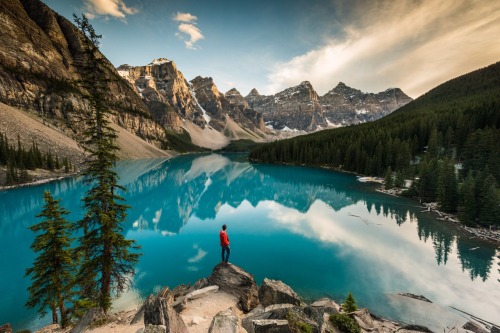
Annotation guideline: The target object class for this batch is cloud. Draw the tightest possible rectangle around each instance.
[267,0,500,98]
[84,0,138,20]
[173,12,204,50]
[173,12,197,23]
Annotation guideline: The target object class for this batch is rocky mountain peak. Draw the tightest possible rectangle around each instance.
[330,82,362,96]
[225,88,249,110]
[225,88,241,97]
[247,88,260,97]
[149,58,171,65]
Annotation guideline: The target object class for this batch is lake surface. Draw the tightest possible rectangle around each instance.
[0,153,499,331]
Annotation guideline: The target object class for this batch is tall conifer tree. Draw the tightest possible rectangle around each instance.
[26,191,73,327]
[72,14,140,314]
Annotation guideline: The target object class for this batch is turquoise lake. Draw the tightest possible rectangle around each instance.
[0,153,499,331]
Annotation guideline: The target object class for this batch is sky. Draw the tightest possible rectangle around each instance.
[43,0,500,98]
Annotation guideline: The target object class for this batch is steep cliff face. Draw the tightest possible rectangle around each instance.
[320,82,413,125]
[189,76,265,133]
[0,0,167,147]
[118,59,206,130]
[246,81,327,131]
[244,82,412,131]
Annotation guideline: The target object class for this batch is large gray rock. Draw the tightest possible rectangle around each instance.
[143,287,188,333]
[252,320,291,333]
[259,278,301,308]
[208,263,259,312]
[208,308,239,333]
[462,321,488,333]
[349,308,374,330]
[70,308,106,333]
[242,304,319,333]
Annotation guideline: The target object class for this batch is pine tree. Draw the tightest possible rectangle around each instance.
[384,167,393,189]
[342,292,358,313]
[72,14,140,314]
[459,172,477,226]
[25,191,73,327]
[436,159,458,213]
[478,174,500,226]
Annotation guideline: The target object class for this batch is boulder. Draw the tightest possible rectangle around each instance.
[252,319,291,333]
[0,323,11,333]
[208,308,239,333]
[462,321,488,333]
[259,278,301,308]
[349,308,374,330]
[70,308,106,333]
[143,287,188,333]
[310,298,341,313]
[208,263,259,312]
[304,299,339,332]
[242,304,319,333]
[186,285,220,300]
[144,324,166,333]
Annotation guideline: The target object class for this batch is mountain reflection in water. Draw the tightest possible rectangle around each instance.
[0,153,498,331]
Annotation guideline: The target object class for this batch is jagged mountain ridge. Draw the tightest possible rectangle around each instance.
[118,61,268,149]
[0,0,168,149]
[244,81,412,131]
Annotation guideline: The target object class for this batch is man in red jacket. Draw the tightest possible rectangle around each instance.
[220,224,230,263]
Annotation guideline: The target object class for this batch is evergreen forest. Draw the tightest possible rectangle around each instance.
[249,62,500,227]
[0,133,72,185]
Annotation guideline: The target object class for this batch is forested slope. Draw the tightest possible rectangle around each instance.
[250,62,500,226]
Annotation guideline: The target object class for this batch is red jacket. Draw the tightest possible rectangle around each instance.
[220,230,229,247]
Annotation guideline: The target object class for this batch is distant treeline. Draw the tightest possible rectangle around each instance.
[250,62,500,227]
[0,132,73,185]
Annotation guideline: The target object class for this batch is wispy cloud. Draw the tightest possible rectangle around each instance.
[83,0,138,20]
[173,12,197,23]
[267,0,500,98]
[173,12,204,50]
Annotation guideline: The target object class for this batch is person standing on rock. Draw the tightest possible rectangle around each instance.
[220,224,230,263]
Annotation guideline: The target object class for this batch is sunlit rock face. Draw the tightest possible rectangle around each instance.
[0,0,167,145]
[118,59,208,130]
[320,82,413,126]
[245,82,412,131]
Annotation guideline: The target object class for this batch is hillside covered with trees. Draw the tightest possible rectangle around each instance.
[249,62,500,227]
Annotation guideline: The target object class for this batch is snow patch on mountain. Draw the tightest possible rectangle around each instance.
[189,85,211,124]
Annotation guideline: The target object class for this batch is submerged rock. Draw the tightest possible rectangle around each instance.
[398,293,433,303]
[208,263,259,312]
[259,278,301,307]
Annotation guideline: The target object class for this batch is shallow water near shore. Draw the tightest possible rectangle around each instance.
[0,153,499,331]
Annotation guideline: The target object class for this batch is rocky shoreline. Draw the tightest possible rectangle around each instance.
[9,263,497,333]
[376,188,500,245]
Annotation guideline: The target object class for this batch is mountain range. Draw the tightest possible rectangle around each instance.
[0,0,412,157]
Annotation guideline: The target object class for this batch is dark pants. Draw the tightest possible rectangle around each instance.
[221,246,230,262]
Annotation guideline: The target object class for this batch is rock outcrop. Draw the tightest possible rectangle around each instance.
[207,263,260,312]
[258,278,301,308]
